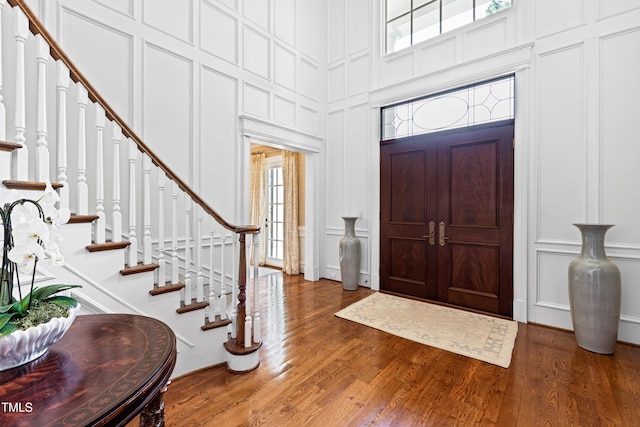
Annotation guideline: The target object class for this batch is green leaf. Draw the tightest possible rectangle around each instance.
[10,299,25,315]
[0,321,17,336]
[0,303,15,314]
[46,295,78,308]
[0,312,17,332]
[31,284,82,302]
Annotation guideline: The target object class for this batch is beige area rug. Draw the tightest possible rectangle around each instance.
[335,292,518,368]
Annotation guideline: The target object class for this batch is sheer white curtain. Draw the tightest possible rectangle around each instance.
[250,153,266,265]
[282,150,299,275]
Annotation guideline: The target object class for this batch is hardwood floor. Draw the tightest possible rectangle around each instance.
[162,273,640,426]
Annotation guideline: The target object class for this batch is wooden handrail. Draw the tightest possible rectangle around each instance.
[8,0,258,235]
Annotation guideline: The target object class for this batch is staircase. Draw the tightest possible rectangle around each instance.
[0,0,261,378]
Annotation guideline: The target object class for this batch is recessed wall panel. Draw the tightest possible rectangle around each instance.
[92,0,133,16]
[347,0,369,54]
[537,45,584,242]
[299,0,321,62]
[299,58,320,101]
[274,96,296,127]
[465,18,508,61]
[274,44,296,90]
[383,52,414,86]
[143,0,192,42]
[60,9,133,122]
[299,105,318,135]
[243,26,270,79]
[601,29,640,244]
[201,3,238,64]
[327,0,345,63]
[420,37,456,74]
[243,83,270,118]
[144,44,192,183]
[599,0,640,19]
[537,252,572,307]
[201,67,237,216]
[349,54,370,97]
[535,0,584,38]
[243,0,269,30]
[347,104,369,228]
[328,64,345,102]
[326,110,345,228]
[275,0,296,47]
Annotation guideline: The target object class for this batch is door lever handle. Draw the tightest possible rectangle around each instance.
[428,221,435,245]
[439,221,450,246]
[422,221,436,245]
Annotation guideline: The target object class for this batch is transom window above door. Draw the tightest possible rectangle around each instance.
[381,75,514,140]
[385,0,512,54]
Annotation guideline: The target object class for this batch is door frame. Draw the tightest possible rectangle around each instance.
[369,66,530,323]
[239,115,323,281]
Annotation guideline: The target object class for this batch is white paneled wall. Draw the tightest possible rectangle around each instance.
[22,0,640,345]
[32,0,325,229]
[324,0,640,345]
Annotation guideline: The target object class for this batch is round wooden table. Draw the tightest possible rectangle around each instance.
[0,314,177,426]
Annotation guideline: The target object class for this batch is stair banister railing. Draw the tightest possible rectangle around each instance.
[6,0,261,358]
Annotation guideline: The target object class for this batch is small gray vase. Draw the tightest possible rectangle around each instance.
[339,217,360,291]
[568,224,621,354]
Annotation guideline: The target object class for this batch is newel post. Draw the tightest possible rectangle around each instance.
[224,230,261,373]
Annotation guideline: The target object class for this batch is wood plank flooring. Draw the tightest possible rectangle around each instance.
[161,273,640,426]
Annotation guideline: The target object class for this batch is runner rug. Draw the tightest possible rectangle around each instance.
[335,292,518,368]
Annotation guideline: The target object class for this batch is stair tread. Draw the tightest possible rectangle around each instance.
[86,241,131,252]
[3,180,64,190]
[149,283,185,296]
[0,141,22,152]
[68,215,100,224]
[201,315,232,331]
[176,300,209,314]
[120,263,159,276]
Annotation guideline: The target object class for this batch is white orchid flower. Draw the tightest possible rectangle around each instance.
[11,218,50,246]
[39,180,60,207]
[8,241,45,274]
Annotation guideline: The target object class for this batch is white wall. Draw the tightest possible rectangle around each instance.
[30,0,326,226]
[324,0,640,344]
[26,0,640,343]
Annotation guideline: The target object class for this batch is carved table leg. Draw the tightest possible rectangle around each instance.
[139,380,171,427]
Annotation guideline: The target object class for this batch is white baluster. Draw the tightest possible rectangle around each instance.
[196,205,204,302]
[209,226,218,319]
[171,181,179,286]
[0,0,6,140]
[35,35,50,182]
[56,61,70,210]
[156,171,166,286]
[253,232,261,343]
[127,138,137,267]
[184,196,192,303]
[12,7,28,180]
[220,232,228,322]
[143,154,152,265]
[76,85,89,215]
[112,123,122,242]
[94,105,106,243]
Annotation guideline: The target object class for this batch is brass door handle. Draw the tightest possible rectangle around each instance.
[428,221,435,245]
[439,221,450,246]
[422,221,436,245]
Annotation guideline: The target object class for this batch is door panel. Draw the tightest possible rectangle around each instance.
[381,121,514,317]
[380,142,437,300]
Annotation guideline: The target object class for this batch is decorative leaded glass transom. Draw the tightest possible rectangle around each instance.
[381,75,515,140]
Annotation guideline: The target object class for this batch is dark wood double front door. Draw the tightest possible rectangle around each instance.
[380,121,514,317]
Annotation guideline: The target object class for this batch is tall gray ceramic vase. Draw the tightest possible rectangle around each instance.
[568,224,621,354]
[339,217,360,291]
